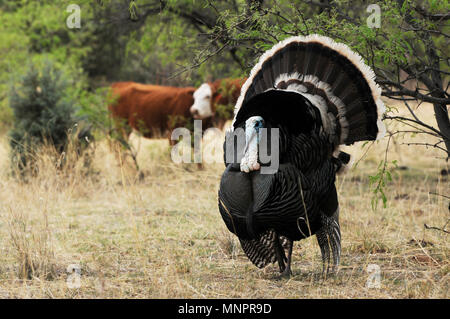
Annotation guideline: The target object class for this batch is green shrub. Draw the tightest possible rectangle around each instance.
[9,60,90,173]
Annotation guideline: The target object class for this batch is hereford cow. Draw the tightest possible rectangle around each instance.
[190,78,246,130]
[109,82,198,144]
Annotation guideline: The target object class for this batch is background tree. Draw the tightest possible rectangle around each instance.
[9,60,90,173]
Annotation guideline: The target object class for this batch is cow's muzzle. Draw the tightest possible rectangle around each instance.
[190,108,201,119]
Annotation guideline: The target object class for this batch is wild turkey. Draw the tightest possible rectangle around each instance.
[218,34,385,276]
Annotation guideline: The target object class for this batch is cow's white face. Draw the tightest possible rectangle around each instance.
[190,83,213,119]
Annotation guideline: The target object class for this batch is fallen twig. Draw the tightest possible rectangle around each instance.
[424,223,450,234]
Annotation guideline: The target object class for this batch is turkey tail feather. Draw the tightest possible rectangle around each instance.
[234,34,385,146]
[316,208,341,274]
[239,230,291,269]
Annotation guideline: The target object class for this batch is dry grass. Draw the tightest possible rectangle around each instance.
[0,102,448,299]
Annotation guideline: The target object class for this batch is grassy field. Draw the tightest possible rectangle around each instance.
[0,103,448,298]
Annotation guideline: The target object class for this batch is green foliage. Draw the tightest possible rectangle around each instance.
[369,159,398,209]
[215,103,234,121]
[78,87,116,137]
[9,60,88,172]
[0,1,90,132]
[214,80,239,121]
[129,0,139,21]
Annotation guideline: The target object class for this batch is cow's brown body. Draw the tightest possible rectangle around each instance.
[109,82,196,141]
